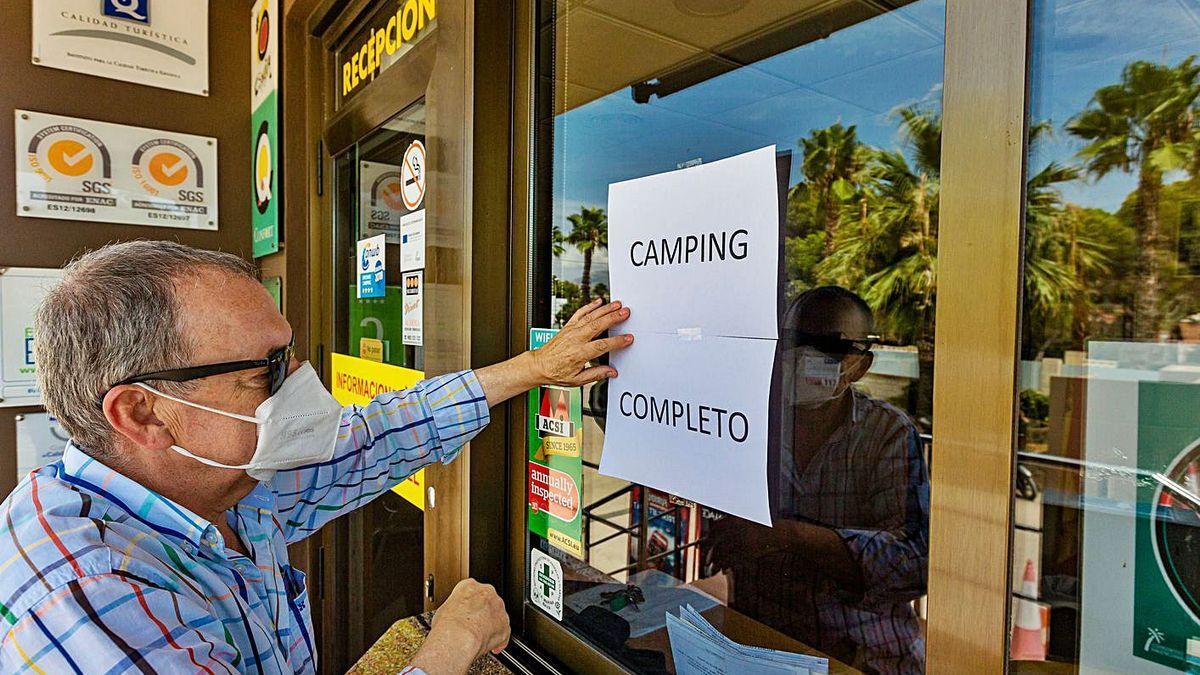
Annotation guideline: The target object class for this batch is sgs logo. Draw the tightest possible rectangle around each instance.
[368,170,404,222]
[26,125,112,192]
[131,139,205,202]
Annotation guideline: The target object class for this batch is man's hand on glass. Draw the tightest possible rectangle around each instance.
[476,299,633,407]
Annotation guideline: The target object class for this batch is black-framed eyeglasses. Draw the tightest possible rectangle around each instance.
[782,330,879,359]
[113,335,295,396]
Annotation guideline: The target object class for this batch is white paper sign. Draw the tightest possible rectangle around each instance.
[15,413,70,480]
[32,0,209,96]
[602,146,782,525]
[15,110,218,230]
[403,271,424,346]
[1,268,64,408]
[607,145,780,339]
[401,210,426,271]
[359,161,404,244]
[602,333,776,525]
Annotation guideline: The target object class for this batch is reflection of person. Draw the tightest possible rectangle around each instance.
[709,286,929,675]
[0,242,632,675]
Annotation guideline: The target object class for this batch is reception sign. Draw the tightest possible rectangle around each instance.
[15,111,217,229]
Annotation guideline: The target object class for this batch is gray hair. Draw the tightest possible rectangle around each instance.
[35,241,256,460]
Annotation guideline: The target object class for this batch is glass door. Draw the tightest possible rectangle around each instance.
[328,101,430,659]
[523,1,946,672]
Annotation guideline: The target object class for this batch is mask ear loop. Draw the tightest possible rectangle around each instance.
[134,383,264,424]
[167,443,256,470]
[134,383,263,470]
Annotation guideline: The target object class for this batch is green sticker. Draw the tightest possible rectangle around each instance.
[252,90,280,258]
[527,328,584,559]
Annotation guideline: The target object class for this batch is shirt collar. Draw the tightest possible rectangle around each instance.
[60,442,215,550]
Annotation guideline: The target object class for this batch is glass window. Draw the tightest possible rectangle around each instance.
[531,2,944,672]
[1013,1,1200,671]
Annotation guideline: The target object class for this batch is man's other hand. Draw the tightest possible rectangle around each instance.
[410,578,510,674]
[433,578,510,655]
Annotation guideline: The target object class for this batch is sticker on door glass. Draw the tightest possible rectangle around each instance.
[529,547,563,621]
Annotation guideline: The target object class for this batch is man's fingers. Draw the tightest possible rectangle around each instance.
[581,304,631,339]
[578,300,623,330]
[589,333,633,359]
[569,365,617,385]
[564,297,603,328]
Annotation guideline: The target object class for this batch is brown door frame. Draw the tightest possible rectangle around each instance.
[283,0,516,669]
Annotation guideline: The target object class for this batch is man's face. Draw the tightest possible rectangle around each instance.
[148,268,296,469]
[782,298,874,409]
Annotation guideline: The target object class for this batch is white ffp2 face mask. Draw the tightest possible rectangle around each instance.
[137,362,343,482]
[782,347,844,409]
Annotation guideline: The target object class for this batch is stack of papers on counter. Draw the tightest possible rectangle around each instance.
[666,605,830,675]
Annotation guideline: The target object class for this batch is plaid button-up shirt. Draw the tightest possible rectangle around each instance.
[0,370,488,674]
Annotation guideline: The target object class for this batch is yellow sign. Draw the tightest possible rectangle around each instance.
[341,0,436,98]
[359,337,384,362]
[330,352,427,510]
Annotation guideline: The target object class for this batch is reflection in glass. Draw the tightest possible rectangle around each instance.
[1014,1,1200,671]
[533,2,944,674]
[710,287,929,674]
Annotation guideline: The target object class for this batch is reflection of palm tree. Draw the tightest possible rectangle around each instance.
[818,106,940,419]
[1068,57,1200,339]
[552,226,566,256]
[801,124,870,256]
[566,206,608,303]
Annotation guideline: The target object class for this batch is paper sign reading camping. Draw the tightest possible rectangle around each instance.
[602,146,783,526]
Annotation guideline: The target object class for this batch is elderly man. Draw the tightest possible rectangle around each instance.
[0,241,631,674]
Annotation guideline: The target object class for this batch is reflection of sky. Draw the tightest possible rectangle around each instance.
[1030,0,1200,211]
[552,0,1200,285]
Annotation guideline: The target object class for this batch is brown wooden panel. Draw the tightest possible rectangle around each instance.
[926,0,1029,672]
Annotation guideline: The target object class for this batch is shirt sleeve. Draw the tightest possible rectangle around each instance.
[0,573,239,674]
[836,424,930,610]
[270,370,490,543]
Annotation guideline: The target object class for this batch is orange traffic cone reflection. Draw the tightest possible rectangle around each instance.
[1011,558,1047,661]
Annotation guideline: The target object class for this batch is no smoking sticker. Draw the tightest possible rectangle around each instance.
[401,140,426,210]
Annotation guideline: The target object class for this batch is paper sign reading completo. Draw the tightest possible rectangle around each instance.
[603,333,776,525]
[602,146,782,526]
[15,110,218,230]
